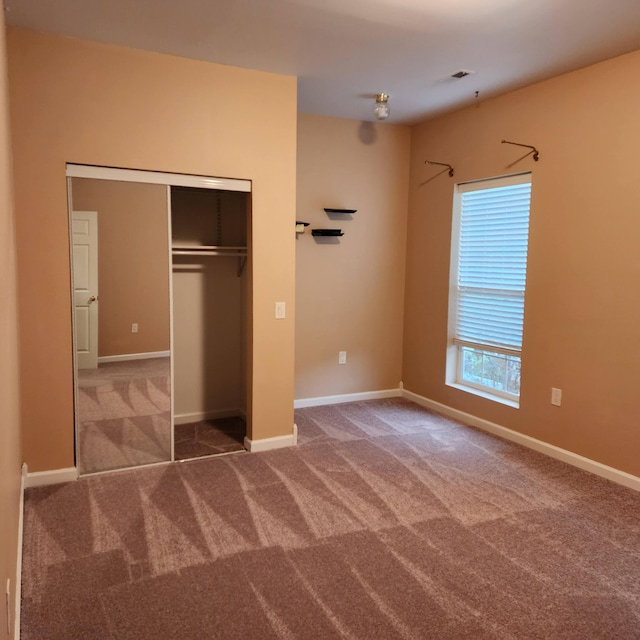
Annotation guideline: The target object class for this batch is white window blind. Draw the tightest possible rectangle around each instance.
[454,174,531,355]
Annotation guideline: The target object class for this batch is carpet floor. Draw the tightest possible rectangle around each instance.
[174,416,246,461]
[77,358,172,475]
[21,398,640,639]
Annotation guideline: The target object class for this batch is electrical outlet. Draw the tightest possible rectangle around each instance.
[131,323,138,333]
[338,351,347,365]
[551,387,562,406]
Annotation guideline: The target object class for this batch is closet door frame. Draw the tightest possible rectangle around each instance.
[67,164,251,192]
[66,163,251,473]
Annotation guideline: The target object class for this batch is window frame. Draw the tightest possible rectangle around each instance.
[446,172,532,407]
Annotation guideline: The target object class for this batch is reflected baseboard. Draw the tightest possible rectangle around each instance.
[97,350,170,363]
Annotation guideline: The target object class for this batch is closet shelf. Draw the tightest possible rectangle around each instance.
[172,245,247,257]
[324,208,357,214]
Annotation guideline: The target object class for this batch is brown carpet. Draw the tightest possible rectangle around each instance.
[21,398,640,639]
[77,358,172,474]
[174,416,246,461]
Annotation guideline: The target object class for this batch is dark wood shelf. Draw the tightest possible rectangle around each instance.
[311,229,344,237]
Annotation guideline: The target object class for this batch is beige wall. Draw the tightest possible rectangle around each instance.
[0,4,21,638]
[71,178,171,357]
[8,28,297,472]
[173,262,246,419]
[296,113,410,399]
[404,49,640,477]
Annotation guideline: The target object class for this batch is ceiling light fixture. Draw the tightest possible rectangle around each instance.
[374,93,390,120]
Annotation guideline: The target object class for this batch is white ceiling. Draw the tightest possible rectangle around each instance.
[5,0,640,124]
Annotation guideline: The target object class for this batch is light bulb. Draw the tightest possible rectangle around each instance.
[374,93,390,120]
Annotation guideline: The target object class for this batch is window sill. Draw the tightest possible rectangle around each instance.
[447,382,520,409]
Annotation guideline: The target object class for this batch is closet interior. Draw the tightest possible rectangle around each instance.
[171,186,249,460]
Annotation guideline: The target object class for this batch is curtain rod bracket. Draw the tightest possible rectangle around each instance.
[425,160,454,177]
[501,139,540,161]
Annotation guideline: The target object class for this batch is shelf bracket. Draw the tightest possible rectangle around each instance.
[425,160,454,177]
[501,139,540,161]
[237,256,247,277]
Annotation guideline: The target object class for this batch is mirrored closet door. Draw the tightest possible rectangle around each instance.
[68,165,251,476]
[70,177,172,475]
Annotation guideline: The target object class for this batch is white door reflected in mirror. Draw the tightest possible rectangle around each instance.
[72,211,98,369]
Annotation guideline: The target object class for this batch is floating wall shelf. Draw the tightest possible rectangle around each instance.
[312,229,344,237]
[324,208,357,214]
[296,221,310,233]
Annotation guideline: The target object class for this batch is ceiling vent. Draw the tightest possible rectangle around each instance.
[451,69,474,79]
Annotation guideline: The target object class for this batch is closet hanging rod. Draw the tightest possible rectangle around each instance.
[501,139,540,161]
[172,249,246,257]
[424,160,454,177]
[171,245,246,251]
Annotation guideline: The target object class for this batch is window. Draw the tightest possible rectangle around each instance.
[447,173,532,404]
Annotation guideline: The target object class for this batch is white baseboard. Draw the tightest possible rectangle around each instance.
[174,408,243,426]
[244,429,297,452]
[80,460,172,477]
[97,350,170,364]
[26,466,78,489]
[294,388,401,409]
[14,464,27,640]
[403,389,640,492]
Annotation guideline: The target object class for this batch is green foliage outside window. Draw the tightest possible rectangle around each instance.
[461,347,520,396]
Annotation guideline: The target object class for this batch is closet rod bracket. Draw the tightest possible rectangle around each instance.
[237,256,247,277]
